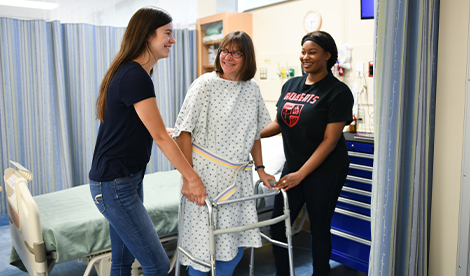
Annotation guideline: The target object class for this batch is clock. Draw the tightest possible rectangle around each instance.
[303,10,322,32]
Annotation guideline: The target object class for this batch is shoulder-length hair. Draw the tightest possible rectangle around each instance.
[215,31,256,82]
[96,6,172,122]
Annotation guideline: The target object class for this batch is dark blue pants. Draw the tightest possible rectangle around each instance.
[270,166,348,276]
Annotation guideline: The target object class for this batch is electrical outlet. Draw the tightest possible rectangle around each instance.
[357,109,365,124]
[356,62,364,77]
[260,68,267,79]
[269,67,277,79]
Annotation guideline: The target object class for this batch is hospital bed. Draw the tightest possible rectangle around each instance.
[5,162,182,276]
[4,136,287,276]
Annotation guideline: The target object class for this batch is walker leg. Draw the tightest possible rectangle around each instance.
[207,199,217,276]
[175,197,185,276]
[281,190,295,276]
[209,224,216,276]
[175,243,181,275]
[249,247,255,276]
[287,234,295,276]
[210,254,216,276]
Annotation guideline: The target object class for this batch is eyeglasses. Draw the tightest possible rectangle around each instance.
[218,48,244,59]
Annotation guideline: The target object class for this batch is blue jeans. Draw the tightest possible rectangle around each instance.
[90,170,170,276]
[187,247,245,276]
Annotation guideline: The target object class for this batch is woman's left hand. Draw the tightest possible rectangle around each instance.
[275,172,304,192]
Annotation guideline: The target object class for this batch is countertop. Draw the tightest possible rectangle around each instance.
[343,132,374,144]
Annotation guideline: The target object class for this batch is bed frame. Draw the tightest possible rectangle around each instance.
[5,166,50,276]
[4,162,180,276]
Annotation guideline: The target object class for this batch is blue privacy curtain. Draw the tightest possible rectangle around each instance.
[0,18,196,215]
[369,0,439,275]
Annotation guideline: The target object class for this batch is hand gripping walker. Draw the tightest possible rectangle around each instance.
[174,180,295,276]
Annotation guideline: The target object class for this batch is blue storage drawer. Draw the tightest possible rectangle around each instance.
[331,249,369,274]
[348,167,372,179]
[331,210,371,240]
[349,155,373,166]
[330,231,370,274]
[336,197,371,216]
[339,188,371,204]
[334,134,373,274]
[331,231,370,263]
[347,141,374,154]
[345,176,372,191]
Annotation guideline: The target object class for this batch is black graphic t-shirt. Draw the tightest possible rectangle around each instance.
[276,73,354,174]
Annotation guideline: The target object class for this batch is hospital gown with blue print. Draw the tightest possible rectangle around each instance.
[173,71,271,273]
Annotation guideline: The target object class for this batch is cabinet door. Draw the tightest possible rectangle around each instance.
[331,231,370,273]
[347,141,374,154]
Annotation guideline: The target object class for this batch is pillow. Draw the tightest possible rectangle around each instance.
[259,135,285,175]
[252,136,285,208]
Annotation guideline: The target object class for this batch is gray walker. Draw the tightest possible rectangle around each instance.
[175,180,295,276]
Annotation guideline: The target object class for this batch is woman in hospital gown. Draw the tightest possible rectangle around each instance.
[173,30,274,276]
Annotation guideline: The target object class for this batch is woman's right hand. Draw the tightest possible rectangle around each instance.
[181,177,207,206]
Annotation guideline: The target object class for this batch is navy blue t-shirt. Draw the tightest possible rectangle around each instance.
[89,62,155,181]
[276,73,354,174]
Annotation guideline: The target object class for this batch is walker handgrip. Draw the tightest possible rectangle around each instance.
[268,180,276,187]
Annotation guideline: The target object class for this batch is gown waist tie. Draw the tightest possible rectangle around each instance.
[192,142,253,203]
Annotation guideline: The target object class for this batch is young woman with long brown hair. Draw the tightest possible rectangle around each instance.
[89,6,205,276]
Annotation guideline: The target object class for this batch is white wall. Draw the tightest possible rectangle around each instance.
[430,0,469,275]
[247,0,374,133]
[198,0,217,18]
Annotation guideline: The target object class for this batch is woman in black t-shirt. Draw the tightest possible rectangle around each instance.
[89,7,204,276]
[261,31,354,276]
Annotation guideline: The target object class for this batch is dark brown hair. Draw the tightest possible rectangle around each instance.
[215,31,256,81]
[301,31,338,73]
[96,6,172,122]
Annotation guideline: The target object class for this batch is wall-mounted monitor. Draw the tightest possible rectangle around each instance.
[361,0,374,19]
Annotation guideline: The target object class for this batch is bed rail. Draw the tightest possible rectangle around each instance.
[4,166,51,276]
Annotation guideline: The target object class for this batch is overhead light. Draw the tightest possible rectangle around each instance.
[0,0,58,10]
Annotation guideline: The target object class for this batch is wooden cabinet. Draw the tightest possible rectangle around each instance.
[196,11,252,76]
